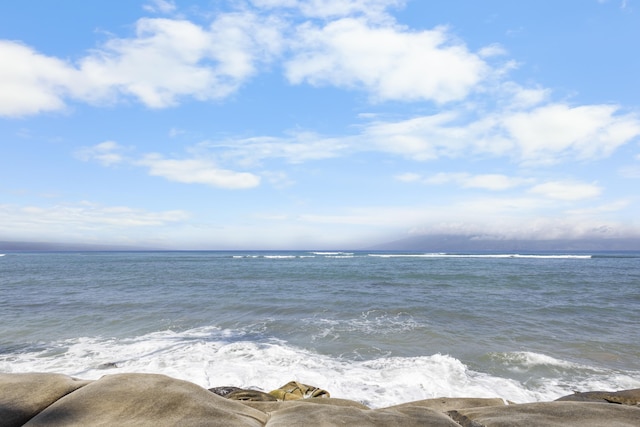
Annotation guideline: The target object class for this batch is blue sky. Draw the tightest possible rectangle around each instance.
[1,0,639,249]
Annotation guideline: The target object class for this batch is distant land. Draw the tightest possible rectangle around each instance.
[0,241,154,252]
[2,235,640,252]
[370,234,640,252]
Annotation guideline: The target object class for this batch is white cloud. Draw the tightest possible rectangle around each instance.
[397,172,529,191]
[285,18,489,103]
[364,103,640,163]
[143,0,177,14]
[283,194,638,242]
[478,43,507,58]
[75,141,127,166]
[251,0,405,19]
[435,173,528,190]
[207,131,351,166]
[529,180,602,201]
[0,202,189,242]
[136,154,261,189]
[0,41,77,117]
[77,16,270,107]
[395,172,422,183]
[503,104,640,164]
[365,113,458,160]
[500,82,550,108]
[77,142,261,189]
[0,13,284,115]
[403,195,637,241]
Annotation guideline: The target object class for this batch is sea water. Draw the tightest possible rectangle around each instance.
[1,250,638,408]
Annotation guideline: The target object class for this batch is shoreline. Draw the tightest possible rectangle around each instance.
[2,372,639,426]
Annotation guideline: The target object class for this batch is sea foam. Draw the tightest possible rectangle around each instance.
[2,327,637,408]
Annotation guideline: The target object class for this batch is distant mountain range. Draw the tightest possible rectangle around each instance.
[369,234,640,252]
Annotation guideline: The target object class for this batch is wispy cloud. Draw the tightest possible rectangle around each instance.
[0,202,189,242]
[75,141,128,166]
[76,142,261,189]
[397,172,531,191]
[143,0,177,14]
[365,103,640,164]
[136,154,261,189]
[529,181,603,201]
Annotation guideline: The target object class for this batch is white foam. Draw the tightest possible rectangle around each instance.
[368,253,591,259]
[311,252,354,256]
[494,351,587,369]
[2,328,636,408]
[263,255,297,259]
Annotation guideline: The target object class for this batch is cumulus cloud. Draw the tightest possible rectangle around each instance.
[285,18,489,103]
[0,12,284,116]
[0,41,77,117]
[503,104,640,163]
[0,1,532,116]
[77,14,283,108]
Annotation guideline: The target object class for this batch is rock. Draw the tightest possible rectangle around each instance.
[209,386,244,397]
[226,389,278,402]
[4,373,640,426]
[449,401,640,426]
[23,373,267,427]
[556,388,640,406]
[265,400,461,427]
[268,380,330,400]
[0,372,92,427]
[387,397,507,412]
[241,397,371,412]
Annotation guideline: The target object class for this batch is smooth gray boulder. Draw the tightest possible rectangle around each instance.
[387,397,507,412]
[0,372,92,427]
[449,401,640,427]
[264,400,461,427]
[556,388,640,405]
[4,373,640,426]
[23,373,266,427]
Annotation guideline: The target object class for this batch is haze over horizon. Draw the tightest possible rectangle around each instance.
[2,0,640,250]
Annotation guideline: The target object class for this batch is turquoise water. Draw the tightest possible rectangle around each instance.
[1,251,639,407]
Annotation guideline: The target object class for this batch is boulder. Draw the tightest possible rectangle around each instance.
[264,400,460,427]
[0,372,92,427]
[448,401,640,427]
[556,388,640,405]
[23,373,266,427]
[387,397,507,412]
[4,373,640,426]
[268,380,330,400]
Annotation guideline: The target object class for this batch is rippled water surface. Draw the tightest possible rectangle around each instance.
[1,251,638,407]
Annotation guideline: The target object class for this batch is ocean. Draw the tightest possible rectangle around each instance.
[1,250,639,408]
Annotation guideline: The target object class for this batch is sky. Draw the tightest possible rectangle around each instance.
[1,0,639,250]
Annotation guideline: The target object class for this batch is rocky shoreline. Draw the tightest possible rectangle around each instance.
[2,372,639,426]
